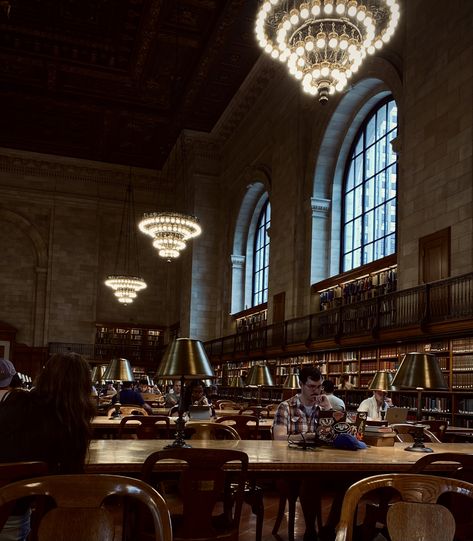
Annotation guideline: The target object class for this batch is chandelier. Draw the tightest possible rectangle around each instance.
[255,0,400,102]
[105,178,147,305]
[138,212,202,261]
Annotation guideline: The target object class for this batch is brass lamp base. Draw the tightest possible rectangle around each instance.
[404,424,433,453]
[164,407,191,449]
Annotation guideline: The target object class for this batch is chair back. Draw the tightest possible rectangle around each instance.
[215,415,260,439]
[422,419,449,441]
[141,448,248,541]
[184,422,240,440]
[335,473,473,541]
[239,406,270,418]
[390,423,441,443]
[409,452,473,482]
[0,474,172,541]
[118,414,171,439]
[216,400,240,410]
[107,405,149,417]
[0,461,49,531]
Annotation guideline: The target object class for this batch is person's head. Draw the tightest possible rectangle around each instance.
[298,365,323,403]
[35,353,95,459]
[190,380,205,402]
[322,379,335,394]
[373,390,388,404]
[121,381,133,389]
[139,379,149,392]
[0,358,16,389]
[173,381,181,395]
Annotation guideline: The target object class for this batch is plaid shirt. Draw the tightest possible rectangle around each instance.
[273,393,319,436]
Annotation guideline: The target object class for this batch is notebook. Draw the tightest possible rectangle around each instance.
[385,407,408,424]
[188,405,212,420]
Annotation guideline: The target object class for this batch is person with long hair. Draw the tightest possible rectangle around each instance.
[0,352,95,541]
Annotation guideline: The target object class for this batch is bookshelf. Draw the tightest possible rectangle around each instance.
[212,336,473,426]
[94,323,165,368]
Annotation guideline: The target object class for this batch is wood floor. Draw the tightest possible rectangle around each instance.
[238,488,333,541]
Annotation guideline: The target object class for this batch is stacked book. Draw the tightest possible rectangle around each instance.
[364,425,395,437]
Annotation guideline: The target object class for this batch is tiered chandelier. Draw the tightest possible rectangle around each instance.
[138,212,201,261]
[105,179,147,305]
[255,0,400,102]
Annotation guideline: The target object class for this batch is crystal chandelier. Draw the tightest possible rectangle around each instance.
[255,0,400,102]
[138,211,202,261]
[105,178,147,305]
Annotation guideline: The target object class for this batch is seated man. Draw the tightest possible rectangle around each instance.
[322,379,345,412]
[357,389,392,421]
[273,366,332,541]
[112,381,152,414]
[164,381,181,408]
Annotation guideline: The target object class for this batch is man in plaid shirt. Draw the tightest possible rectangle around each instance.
[273,365,331,441]
[272,365,332,541]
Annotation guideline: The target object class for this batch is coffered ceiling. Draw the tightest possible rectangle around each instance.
[0,0,261,169]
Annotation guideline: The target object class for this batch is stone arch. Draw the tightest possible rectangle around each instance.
[0,207,49,345]
[230,165,271,314]
[309,57,403,283]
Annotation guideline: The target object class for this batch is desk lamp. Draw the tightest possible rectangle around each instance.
[368,370,395,421]
[245,364,274,418]
[283,371,300,390]
[392,352,448,452]
[156,338,214,448]
[102,358,134,418]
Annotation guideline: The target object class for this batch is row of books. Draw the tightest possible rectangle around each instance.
[398,395,451,413]
[452,373,473,389]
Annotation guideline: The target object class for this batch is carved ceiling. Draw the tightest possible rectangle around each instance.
[0,0,261,169]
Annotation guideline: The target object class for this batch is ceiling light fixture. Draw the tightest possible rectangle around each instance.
[255,0,400,102]
[138,211,201,261]
[105,174,147,304]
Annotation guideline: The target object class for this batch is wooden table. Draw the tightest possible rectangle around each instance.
[85,440,473,474]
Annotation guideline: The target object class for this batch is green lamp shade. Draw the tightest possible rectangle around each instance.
[156,338,214,379]
[392,352,448,390]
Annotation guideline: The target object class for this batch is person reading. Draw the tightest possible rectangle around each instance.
[272,366,332,541]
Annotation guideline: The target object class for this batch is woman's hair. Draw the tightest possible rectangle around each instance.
[34,352,95,463]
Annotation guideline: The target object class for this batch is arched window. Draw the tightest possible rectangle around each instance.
[252,200,270,306]
[342,98,398,272]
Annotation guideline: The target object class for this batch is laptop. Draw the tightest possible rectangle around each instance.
[188,405,212,420]
[385,407,409,424]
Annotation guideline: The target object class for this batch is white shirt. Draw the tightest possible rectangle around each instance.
[326,393,346,412]
[357,395,389,421]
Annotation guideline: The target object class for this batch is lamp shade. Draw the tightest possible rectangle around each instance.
[228,376,244,387]
[102,358,134,382]
[369,370,395,392]
[91,364,108,383]
[156,338,214,379]
[283,373,300,389]
[392,352,448,390]
[245,365,274,387]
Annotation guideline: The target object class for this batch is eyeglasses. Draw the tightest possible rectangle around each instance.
[303,382,322,391]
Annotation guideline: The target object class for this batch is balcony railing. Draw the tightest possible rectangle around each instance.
[205,271,473,358]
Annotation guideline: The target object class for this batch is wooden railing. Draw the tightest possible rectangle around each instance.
[205,271,473,358]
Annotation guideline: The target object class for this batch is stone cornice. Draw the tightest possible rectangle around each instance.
[213,55,279,143]
[0,148,172,192]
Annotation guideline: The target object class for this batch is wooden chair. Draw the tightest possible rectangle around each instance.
[118,415,171,439]
[0,474,172,541]
[335,473,473,541]
[141,448,248,541]
[215,415,260,440]
[390,423,441,443]
[238,406,270,419]
[107,405,149,417]
[216,400,240,410]
[184,422,240,440]
[409,452,473,541]
[0,461,49,534]
[422,419,449,441]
